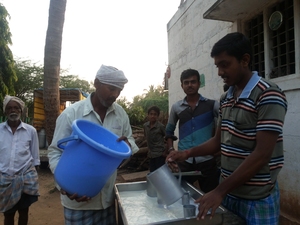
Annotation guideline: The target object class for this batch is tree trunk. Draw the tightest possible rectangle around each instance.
[43,0,67,145]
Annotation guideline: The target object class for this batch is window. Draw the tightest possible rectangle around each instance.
[247,14,265,77]
[269,0,295,78]
[245,0,295,79]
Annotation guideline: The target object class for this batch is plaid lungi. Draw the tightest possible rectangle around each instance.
[222,182,280,225]
[0,166,39,212]
[64,204,116,225]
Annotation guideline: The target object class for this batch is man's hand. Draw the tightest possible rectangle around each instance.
[60,189,91,202]
[166,150,189,172]
[194,188,224,220]
[117,136,131,148]
[166,149,189,162]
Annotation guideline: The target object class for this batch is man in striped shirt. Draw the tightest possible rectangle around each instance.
[167,32,287,225]
[165,68,220,193]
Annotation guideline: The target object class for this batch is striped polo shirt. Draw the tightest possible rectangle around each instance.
[166,94,219,164]
[219,71,288,200]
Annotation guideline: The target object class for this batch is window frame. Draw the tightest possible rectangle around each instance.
[240,0,300,91]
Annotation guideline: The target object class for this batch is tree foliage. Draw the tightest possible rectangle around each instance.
[117,96,146,126]
[60,74,95,94]
[0,3,17,112]
[13,58,44,101]
[11,59,44,118]
[133,85,168,113]
[2,58,94,118]
[12,59,94,102]
[118,85,169,126]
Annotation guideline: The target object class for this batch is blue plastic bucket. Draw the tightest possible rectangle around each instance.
[54,119,132,197]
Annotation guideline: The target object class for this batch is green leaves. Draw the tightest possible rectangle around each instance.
[60,74,95,94]
[117,85,169,126]
[0,3,16,114]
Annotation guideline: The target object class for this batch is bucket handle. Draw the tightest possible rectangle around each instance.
[57,135,79,149]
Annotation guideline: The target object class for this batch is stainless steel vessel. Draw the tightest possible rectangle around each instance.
[115,181,246,225]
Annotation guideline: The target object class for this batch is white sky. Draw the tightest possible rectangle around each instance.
[1,0,179,101]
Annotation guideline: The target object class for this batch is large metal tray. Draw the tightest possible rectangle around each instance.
[115,181,245,225]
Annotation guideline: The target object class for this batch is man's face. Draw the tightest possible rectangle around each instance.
[95,82,122,108]
[5,101,22,122]
[214,51,249,87]
[148,110,158,123]
[181,75,200,95]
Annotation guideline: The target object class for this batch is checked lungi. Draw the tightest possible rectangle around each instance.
[64,204,116,225]
[0,166,39,212]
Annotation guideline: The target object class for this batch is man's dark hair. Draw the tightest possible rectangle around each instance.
[211,32,252,65]
[180,69,200,83]
[148,105,160,116]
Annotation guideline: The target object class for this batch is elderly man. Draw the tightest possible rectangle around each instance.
[48,64,139,225]
[0,95,40,225]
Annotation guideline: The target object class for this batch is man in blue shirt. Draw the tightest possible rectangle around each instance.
[166,69,219,192]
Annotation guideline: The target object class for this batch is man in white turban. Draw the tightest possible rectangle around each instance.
[48,64,138,225]
[95,64,128,89]
[3,95,25,113]
[0,95,40,224]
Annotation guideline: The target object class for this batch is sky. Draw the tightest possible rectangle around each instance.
[1,0,180,101]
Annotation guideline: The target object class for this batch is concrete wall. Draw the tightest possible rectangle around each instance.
[279,89,300,224]
[167,0,232,103]
[167,0,300,224]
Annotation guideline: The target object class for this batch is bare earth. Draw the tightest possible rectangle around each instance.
[0,167,127,225]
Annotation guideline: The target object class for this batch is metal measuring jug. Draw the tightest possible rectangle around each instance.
[147,162,184,206]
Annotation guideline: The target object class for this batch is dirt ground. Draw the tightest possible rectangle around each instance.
[0,167,128,225]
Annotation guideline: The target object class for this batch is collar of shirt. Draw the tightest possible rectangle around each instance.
[181,94,207,106]
[146,120,159,128]
[4,120,27,133]
[82,93,116,118]
[227,71,261,100]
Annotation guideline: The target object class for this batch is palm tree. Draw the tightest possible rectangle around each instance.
[43,0,67,144]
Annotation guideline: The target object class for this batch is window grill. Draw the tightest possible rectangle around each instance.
[245,0,295,79]
[269,0,295,78]
[247,14,265,78]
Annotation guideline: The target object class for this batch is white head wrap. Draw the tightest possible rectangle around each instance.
[95,64,128,89]
[3,95,25,112]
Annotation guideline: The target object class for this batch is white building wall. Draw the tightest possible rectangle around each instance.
[279,89,300,222]
[167,0,232,144]
[167,0,300,223]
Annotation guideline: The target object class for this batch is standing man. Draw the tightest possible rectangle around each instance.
[143,106,166,172]
[0,95,40,225]
[165,69,220,193]
[167,32,288,225]
[48,65,139,225]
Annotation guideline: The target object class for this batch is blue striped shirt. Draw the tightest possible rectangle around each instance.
[166,95,219,163]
